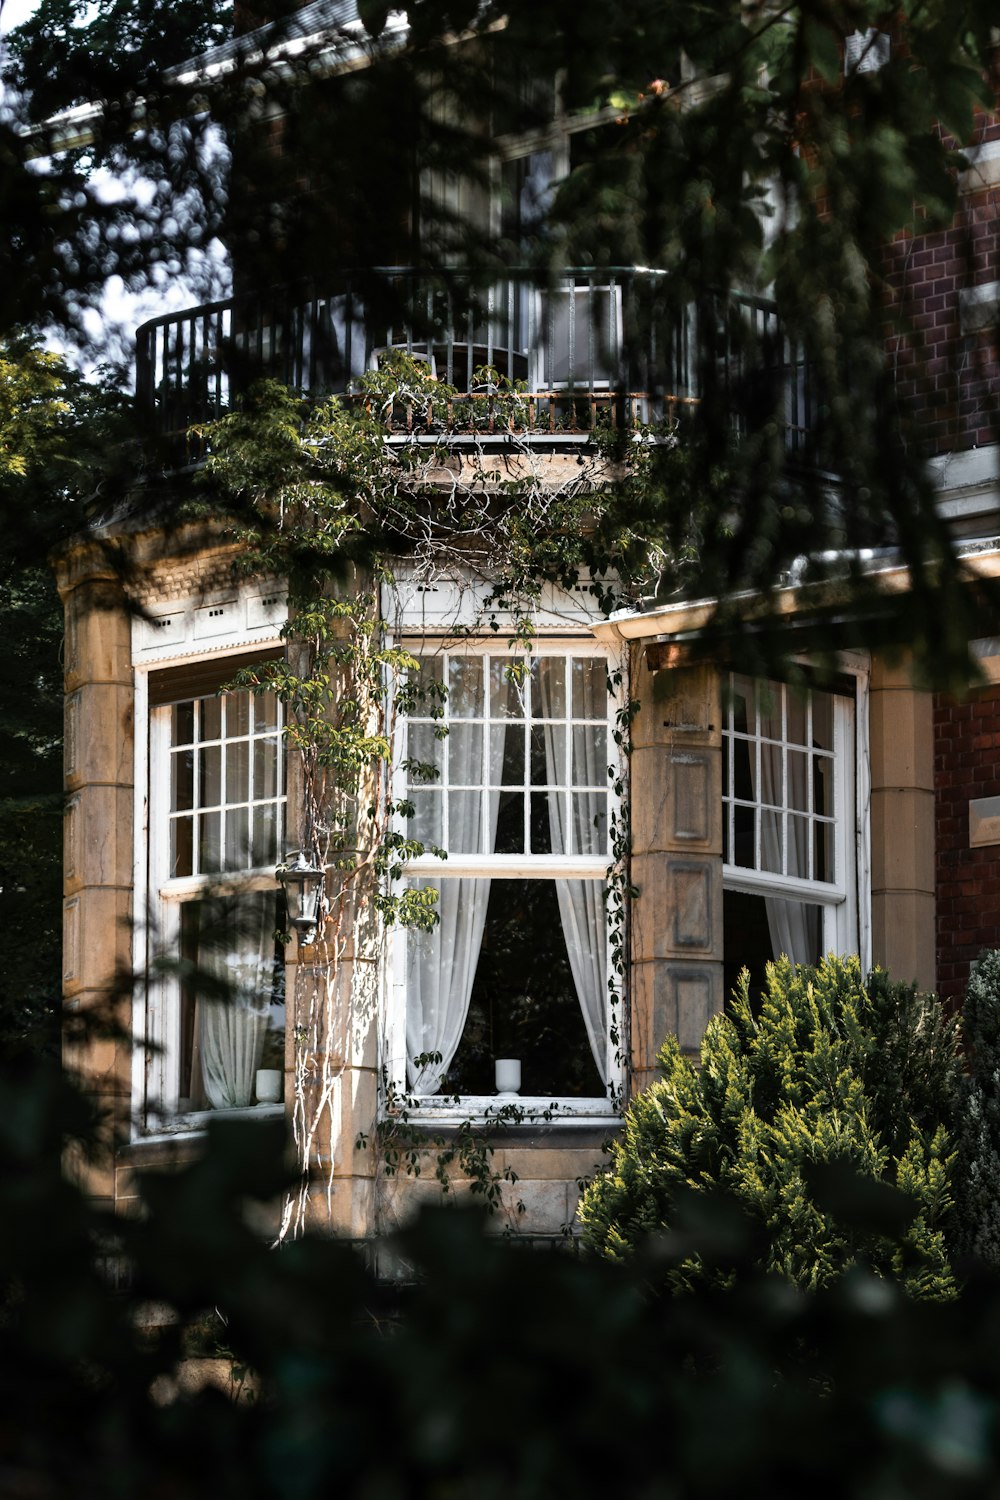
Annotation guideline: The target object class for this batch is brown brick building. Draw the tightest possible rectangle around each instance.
[56,6,1000,1239]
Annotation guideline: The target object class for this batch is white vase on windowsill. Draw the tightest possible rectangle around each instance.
[495,1058,521,1101]
[255,1068,283,1105]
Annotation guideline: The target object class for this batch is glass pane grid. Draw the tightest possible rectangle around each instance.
[723,673,837,887]
[168,691,285,877]
[405,652,609,857]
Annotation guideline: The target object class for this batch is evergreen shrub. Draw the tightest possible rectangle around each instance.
[578,954,961,1298]
[955,948,1000,1269]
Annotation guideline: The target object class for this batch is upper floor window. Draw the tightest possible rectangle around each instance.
[722,673,858,996]
[391,642,621,1114]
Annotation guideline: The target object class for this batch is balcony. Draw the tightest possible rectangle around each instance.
[135,268,816,458]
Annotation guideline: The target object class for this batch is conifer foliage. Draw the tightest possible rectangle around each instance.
[578,955,961,1298]
[954,950,1000,1270]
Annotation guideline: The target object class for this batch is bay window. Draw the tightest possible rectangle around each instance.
[391,642,621,1114]
[145,675,286,1122]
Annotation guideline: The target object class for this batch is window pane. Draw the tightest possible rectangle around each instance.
[494,790,524,853]
[172,701,194,745]
[254,736,281,800]
[490,724,523,786]
[760,808,784,875]
[530,722,564,785]
[201,696,222,742]
[489,658,524,719]
[229,692,251,738]
[785,749,810,813]
[171,815,193,878]
[814,820,835,883]
[572,723,606,786]
[252,801,279,867]
[449,658,484,718]
[171,749,194,812]
[449,722,484,784]
[815,755,834,819]
[409,789,443,846]
[199,811,221,874]
[530,790,553,853]
[254,690,279,734]
[405,656,445,718]
[450,790,484,854]
[785,813,811,880]
[571,792,607,855]
[532,657,565,718]
[226,805,250,869]
[407,723,444,785]
[571,657,605,718]
[199,746,222,808]
[812,690,834,752]
[731,734,753,801]
[733,803,755,868]
[226,740,250,803]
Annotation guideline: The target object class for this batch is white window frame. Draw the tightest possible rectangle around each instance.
[721,656,870,969]
[133,654,288,1138]
[386,635,626,1124]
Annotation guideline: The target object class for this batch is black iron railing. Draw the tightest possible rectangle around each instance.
[135,268,816,453]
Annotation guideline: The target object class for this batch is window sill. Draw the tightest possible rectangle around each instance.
[383,1096,618,1128]
[137,1102,285,1143]
[379,1115,619,1150]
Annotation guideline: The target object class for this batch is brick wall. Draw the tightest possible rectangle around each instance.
[934,683,1000,1007]
[884,115,1000,457]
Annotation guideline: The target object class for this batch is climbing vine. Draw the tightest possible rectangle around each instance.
[195,354,676,1237]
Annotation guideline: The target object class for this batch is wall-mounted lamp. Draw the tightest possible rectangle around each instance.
[276,851,325,946]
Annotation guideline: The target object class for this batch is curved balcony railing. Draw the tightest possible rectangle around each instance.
[135,268,816,455]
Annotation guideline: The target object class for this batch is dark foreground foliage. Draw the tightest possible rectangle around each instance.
[4,1055,1000,1499]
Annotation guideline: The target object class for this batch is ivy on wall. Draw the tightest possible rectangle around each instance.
[194,355,659,1233]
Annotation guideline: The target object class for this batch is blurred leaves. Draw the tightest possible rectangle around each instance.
[7,1053,1000,1497]
[0,338,132,1061]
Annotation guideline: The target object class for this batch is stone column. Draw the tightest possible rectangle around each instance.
[868,650,936,991]
[629,649,724,1094]
[279,590,382,1239]
[56,541,135,1209]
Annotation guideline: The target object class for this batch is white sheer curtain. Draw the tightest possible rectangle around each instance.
[407,876,491,1094]
[407,707,501,1095]
[540,661,608,1084]
[196,893,277,1109]
[755,687,820,967]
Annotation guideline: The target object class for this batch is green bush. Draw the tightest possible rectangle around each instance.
[955,949,1000,1269]
[578,954,961,1298]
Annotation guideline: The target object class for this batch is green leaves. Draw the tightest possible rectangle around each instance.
[580,954,961,1299]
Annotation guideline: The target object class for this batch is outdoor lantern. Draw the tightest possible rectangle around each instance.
[276,850,325,946]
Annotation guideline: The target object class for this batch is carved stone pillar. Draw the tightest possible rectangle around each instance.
[868,650,935,991]
[629,650,724,1094]
[55,540,135,1209]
